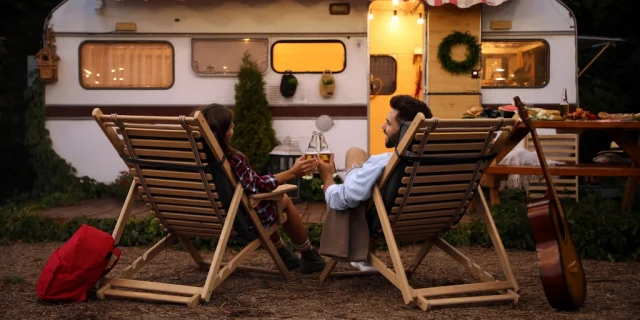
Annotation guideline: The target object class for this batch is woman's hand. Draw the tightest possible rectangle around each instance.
[290,155,318,177]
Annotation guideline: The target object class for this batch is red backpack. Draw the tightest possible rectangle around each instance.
[36,224,121,302]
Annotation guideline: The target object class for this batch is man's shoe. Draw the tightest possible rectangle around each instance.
[300,248,327,274]
[350,261,377,272]
[277,245,300,270]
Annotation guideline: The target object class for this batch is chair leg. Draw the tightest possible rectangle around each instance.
[178,235,205,270]
[118,234,178,280]
[373,187,413,305]
[201,184,244,302]
[319,258,338,282]
[241,195,292,281]
[477,190,519,291]
[407,241,434,278]
[112,181,138,244]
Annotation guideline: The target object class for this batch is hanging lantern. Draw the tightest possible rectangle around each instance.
[268,137,303,202]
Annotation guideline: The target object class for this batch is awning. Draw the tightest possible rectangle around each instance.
[425,0,510,9]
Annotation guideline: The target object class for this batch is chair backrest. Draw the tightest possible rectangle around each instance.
[373,114,517,241]
[525,133,579,200]
[92,109,259,241]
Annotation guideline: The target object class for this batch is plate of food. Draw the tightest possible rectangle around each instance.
[565,108,597,120]
[528,108,564,121]
[462,106,484,119]
[597,112,640,121]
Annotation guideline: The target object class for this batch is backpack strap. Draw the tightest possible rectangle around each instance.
[102,248,121,277]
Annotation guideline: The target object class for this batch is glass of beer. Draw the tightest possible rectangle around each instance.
[318,132,337,177]
[302,132,319,180]
[318,132,333,164]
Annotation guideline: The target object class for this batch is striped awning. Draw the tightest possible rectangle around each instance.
[425,0,510,8]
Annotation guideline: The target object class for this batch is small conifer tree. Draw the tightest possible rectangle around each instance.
[231,51,279,172]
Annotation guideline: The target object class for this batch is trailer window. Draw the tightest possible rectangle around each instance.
[79,41,174,89]
[370,55,397,95]
[480,40,549,88]
[271,40,346,73]
[192,38,268,75]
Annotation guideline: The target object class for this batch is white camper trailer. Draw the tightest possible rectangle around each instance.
[42,0,577,183]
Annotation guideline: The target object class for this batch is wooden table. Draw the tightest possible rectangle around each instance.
[482,120,640,211]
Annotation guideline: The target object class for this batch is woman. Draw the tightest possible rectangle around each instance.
[191,103,326,274]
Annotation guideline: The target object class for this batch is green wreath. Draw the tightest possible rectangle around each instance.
[437,31,481,75]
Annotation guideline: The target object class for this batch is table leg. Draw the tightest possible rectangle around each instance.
[621,135,640,212]
[481,173,506,206]
[607,130,640,212]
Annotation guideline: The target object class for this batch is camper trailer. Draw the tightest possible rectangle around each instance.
[42,0,577,183]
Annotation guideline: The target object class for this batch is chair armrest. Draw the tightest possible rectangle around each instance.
[248,184,298,225]
[248,184,297,201]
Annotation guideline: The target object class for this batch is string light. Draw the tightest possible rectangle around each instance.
[417,13,424,24]
[369,10,374,20]
[393,10,398,21]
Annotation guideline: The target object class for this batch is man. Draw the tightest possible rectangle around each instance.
[317,95,433,270]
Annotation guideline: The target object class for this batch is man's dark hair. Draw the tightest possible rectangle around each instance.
[390,95,433,122]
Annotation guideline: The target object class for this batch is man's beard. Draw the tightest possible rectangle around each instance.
[385,131,399,149]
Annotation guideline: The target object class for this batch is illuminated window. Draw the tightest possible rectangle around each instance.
[481,40,549,88]
[192,38,268,75]
[271,40,346,73]
[79,41,174,89]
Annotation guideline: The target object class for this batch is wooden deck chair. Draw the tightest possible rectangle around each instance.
[92,108,296,307]
[319,114,520,311]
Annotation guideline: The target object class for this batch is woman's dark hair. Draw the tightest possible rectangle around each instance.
[190,103,237,156]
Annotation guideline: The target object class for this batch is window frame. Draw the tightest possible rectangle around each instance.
[190,37,270,77]
[78,40,175,90]
[480,38,550,89]
[369,54,397,96]
[270,39,347,74]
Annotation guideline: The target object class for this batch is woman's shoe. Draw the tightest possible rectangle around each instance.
[300,248,326,274]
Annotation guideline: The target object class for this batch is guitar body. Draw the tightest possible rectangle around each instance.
[528,198,586,310]
[513,96,587,310]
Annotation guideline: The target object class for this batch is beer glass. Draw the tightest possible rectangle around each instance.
[302,132,319,180]
[318,132,337,177]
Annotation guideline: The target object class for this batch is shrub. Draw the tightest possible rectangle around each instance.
[230,51,279,173]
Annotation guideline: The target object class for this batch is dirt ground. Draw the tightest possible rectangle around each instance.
[1,242,639,320]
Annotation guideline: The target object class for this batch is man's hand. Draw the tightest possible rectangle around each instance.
[317,154,336,192]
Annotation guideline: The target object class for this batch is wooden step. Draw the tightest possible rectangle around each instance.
[99,278,202,308]
[103,288,200,308]
[416,291,517,311]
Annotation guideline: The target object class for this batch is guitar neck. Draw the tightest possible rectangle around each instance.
[528,129,559,198]
[514,97,563,208]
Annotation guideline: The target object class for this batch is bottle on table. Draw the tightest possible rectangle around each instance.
[560,88,569,118]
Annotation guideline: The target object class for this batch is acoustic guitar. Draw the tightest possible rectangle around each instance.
[513,96,587,310]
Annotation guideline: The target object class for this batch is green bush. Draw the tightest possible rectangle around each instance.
[300,175,344,201]
[442,187,640,262]
[230,51,279,173]
[2,185,639,262]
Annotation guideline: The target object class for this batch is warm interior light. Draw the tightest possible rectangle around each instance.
[393,10,398,21]
[417,13,424,24]
[392,0,399,5]
[368,10,374,20]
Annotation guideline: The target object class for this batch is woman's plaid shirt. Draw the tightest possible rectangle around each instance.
[228,152,279,227]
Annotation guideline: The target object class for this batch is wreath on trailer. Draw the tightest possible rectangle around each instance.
[437,31,481,75]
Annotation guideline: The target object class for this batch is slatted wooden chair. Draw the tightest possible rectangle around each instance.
[319,114,520,311]
[92,108,295,307]
[525,133,580,201]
